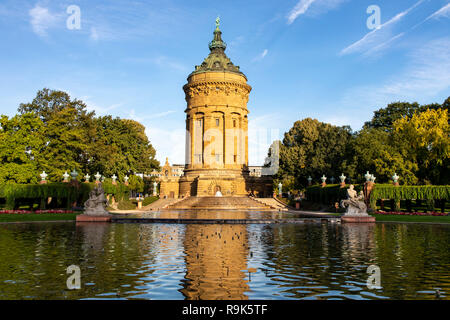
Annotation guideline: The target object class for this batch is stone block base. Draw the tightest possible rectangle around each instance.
[76,214,111,222]
[341,216,375,223]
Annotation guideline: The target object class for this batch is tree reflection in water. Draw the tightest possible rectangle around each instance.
[0,222,449,300]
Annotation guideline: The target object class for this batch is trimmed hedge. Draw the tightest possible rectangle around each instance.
[0,182,130,210]
[370,184,449,212]
[305,183,449,213]
[305,184,362,205]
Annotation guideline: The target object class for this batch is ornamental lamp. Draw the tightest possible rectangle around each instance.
[62,171,70,182]
[392,173,399,184]
[70,169,78,180]
[40,171,48,181]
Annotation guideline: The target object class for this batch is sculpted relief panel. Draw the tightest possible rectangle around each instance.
[184,81,251,105]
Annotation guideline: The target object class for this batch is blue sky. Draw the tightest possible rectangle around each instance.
[0,0,449,165]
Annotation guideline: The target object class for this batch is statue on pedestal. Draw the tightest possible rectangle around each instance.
[84,184,110,216]
[340,185,368,216]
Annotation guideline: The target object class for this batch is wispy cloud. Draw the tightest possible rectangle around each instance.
[124,56,188,72]
[340,0,424,56]
[363,32,405,57]
[287,0,317,24]
[287,0,347,24]
[252,49,269,62]
[426,3,450,21]
[128,109,177,121]
[340,37,450,128]
[29,4,61,37]
[83,99,123,116]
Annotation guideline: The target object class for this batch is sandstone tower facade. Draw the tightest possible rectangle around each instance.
[160,20,273,198]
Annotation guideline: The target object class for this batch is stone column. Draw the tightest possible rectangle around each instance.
[243,115,248,167]
[203,115,213,168]
[187,116,194,168]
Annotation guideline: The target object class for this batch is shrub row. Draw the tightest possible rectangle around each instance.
[305,184,362,205]
[0,182,130,210]
[305,184,450,213]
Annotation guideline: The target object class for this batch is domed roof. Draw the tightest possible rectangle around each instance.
[189,18,245,79]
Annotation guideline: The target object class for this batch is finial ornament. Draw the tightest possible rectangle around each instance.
[215,16,220,29]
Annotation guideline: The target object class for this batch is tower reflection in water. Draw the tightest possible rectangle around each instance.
[181,224,250,300]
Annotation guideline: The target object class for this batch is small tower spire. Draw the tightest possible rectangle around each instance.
[215,16,220,30]
[209,17,226,52]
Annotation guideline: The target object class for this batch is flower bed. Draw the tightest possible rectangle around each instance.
[0,210,75,214]
[375,211,448,216]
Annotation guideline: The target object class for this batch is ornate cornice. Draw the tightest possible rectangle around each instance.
[183,81,251,104]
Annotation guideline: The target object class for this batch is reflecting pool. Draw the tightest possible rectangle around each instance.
[0,220,449,300]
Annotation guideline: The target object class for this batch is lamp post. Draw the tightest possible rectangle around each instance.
[339,173,346,188]
[153,181,158,196]
[321,175,327,187]
[40,171,48,184]
[70,169,78,181]
[94,172,101,184]
[307,176,312,186]
[62,171,70,183]
[392,173,399,186]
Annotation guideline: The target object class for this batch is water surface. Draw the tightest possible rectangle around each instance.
[0,220,449,300]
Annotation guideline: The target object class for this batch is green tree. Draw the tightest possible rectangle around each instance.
[0,113,45,183]
[12,88,159,183]
[18,89,94,181]
[364,101,445,131]
[393,108,449,184]
[351,127,419,185]
[87,116,159,178]
[277,118,354,189]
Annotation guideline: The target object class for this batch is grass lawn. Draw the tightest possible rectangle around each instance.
[0,213,79,223]
[371,214,450,223]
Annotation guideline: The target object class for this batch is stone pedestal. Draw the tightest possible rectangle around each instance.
[137,201,143,209]
[341,216,375,223]
[76,214,111,222]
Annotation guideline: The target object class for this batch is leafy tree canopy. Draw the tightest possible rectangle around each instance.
[1,88,160,186]
[364,97,448,130]
[277,118,353,189]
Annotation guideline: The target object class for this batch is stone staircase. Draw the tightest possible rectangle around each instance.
[251,197,289,211]
[142,198,181,211]
[165,196,277,210]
